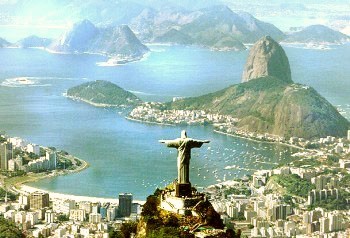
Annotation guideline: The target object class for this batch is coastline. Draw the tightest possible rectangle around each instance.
[17,184,144,204]
[65,94,126,108]
[213,130,309,151]
[4,155,89,196]
[2,146,146,204]
[125,116,175,126]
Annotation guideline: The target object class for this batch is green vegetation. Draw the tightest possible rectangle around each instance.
[67,80,141,107]
[57,214,69,222]
[0,216,23,238]
[0,187,16,201]
[164,76,349,139]
[147,227,181,238]
[290,158,322,168]
[224,187,251,197]
[269,174,315,198]
[308,195,349,211]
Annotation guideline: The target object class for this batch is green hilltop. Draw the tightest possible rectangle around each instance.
[67,80,141,107]
[160,36,350,139]
[164,76,349,139]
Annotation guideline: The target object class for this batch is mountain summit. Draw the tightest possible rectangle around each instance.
[49,20,149,59]
[242,36,292,83]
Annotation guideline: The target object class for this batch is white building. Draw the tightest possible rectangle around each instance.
[45,210,55,223]
[89,213,102,224]
[15,211,26,224]
[27,143,40,155]
[69,209,86,222]
[26,212,38,227]
[8,137,26,148]
[53,199,76,215]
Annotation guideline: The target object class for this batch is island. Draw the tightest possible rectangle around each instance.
[48,20,149,64]
[0,37,11,48]
[15,35,52,48]
[66,80,142,107]
[282,24,350,49]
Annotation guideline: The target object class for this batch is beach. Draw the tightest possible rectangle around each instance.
[17,184,144,204]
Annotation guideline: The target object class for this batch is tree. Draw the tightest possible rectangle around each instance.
[147,227,180,238]
[120,221,138,238]
[0,217,23,238]
[57,214,69,222]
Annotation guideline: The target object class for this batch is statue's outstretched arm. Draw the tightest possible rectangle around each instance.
[191,139,210,148]
[159,139,180,148]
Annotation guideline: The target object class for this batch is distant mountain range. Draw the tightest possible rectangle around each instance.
[66,80,141,107]
[129,5,284,50]
[283,25,350,44]
[1,3,349,52]
[49,20,149,60]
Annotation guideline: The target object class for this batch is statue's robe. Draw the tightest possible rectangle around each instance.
[164,138,205,184]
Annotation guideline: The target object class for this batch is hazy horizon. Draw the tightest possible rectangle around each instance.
[0,0,349,41]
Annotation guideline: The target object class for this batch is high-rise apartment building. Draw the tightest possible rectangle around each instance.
[29,192,49,210]
[0,142,12,170]
[118,193,133,217]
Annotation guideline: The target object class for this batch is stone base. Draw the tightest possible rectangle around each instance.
[160,194,204,216]
[176,183,192,197]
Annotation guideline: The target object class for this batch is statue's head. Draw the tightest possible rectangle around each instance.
[181,130,187,139]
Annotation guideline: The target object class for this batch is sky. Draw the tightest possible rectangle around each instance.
[0,0,349,41]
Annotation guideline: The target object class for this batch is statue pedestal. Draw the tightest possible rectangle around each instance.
[160,191,205,216]
[176,183,192,197]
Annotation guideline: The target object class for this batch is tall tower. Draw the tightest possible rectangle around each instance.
[118,193,132,217]
[0,142,12,170]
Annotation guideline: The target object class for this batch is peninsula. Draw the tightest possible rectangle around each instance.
[129,36,350,140]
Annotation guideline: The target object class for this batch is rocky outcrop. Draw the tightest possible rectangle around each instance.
[242,36,292,83]
[49,20,149,58]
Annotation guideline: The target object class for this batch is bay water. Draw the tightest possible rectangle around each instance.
[0,44,349,199]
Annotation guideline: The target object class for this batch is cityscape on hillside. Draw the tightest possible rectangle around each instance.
[0,1,350,238]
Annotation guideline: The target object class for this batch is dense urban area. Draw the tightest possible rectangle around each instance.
[1,125,350,237]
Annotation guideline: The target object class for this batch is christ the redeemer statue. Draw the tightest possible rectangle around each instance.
[159,130,209,197]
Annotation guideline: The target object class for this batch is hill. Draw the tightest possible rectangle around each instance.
[157,35,349,139]
[164,76,349,139]
[16,35,52,48]
[0,38,11,48]
[49,20,149,60]
[283,25,350,44]
[66,80,141,107]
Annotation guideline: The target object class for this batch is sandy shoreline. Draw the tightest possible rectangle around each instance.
[17,184,145,204]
